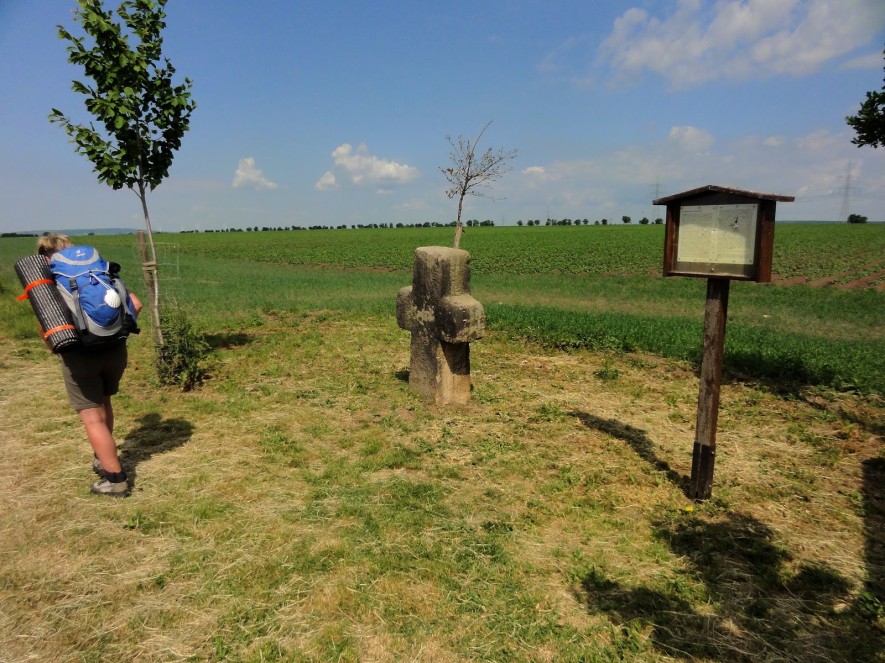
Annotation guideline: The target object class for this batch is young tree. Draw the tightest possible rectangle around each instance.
[846,47,885,148]
[441,121,517,248]
[622,215,632,224]
[50,0,196,346]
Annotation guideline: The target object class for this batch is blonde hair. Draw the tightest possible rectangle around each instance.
[36,233,73,257]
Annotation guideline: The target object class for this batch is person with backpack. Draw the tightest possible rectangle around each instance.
[35,233,142,498]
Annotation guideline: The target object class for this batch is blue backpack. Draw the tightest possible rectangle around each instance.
[49,245,140,349]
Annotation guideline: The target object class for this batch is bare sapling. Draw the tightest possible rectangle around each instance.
[441,121,517,248]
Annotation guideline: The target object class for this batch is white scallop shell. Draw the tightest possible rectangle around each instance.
[104,289,122,308]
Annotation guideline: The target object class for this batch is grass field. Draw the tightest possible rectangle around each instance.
[0,225,882,661]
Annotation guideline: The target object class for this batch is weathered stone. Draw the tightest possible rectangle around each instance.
[396,247,486,405]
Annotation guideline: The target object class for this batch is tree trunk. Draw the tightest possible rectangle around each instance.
[453,192,465,249]
[137,184,163,346]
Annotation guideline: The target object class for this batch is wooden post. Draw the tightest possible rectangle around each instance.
[690,277,730,500]
[136,231,163,346]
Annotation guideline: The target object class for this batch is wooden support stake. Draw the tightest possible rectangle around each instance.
[690,277,730,500]
[136,230,163,346]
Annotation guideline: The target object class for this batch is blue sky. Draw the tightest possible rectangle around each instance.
[1,0,884,233]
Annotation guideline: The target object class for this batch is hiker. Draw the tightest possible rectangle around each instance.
[36,233,142,497]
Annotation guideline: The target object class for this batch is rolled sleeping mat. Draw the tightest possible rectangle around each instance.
[15,255,80,353]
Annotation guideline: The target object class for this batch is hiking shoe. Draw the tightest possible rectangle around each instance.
[90,478,130,498]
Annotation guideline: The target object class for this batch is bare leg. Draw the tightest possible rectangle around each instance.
[78,399,122,475]
[104,396,114,435]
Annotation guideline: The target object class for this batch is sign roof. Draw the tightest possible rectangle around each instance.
[653,184,795,205]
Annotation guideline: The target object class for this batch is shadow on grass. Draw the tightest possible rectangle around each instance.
[485,303,882,394]
[119,413,194,488]
[719,352,837,399]
[575,510,880,661]
[690,350,844,399]
[862,457,885,619]
[395,368,410,383]
[796,393,885,438]
[203,331,253,350]
[571,411,690,496]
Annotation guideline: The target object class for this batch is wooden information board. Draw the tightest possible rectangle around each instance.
[658,185,793,284]
[652,185,794,500]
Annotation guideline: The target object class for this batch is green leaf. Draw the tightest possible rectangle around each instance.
[50,0,194,200]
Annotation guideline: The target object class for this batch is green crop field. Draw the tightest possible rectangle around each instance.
[0,224,882,662]
[77,222,885,279]
[3,223,883,393]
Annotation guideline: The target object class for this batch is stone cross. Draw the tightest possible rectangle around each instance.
[396,246,486,405]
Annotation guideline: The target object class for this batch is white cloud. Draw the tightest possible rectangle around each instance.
[538,35,584,74]
[841,51,885,70]
[793,128,839,151]
[597,0,885,88]
[315,171,337,191]
[500,123,885,223]
[395,199,428,212]
[319,143,419,191]
[522,165,547,176]
[668,125,715,152]
[232,157,278,190]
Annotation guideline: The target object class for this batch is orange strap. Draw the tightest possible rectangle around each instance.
[17,278,54,301]
[43,324,75,339]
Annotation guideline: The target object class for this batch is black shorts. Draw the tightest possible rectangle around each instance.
[59,342,128,411]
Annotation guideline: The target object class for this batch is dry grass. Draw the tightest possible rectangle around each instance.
[0,311,881,662]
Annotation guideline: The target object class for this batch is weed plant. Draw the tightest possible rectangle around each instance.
[156,305,209,390]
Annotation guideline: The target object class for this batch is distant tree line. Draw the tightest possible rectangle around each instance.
[9,214,871,238]
[0,218,666,238]
[177,216,669,233]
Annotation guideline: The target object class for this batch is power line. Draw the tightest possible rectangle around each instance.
[650,177,665,221]
[837,161,860,222]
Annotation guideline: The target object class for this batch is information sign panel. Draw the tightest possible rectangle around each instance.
[675,203,758,277]
[658,185,793,283]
